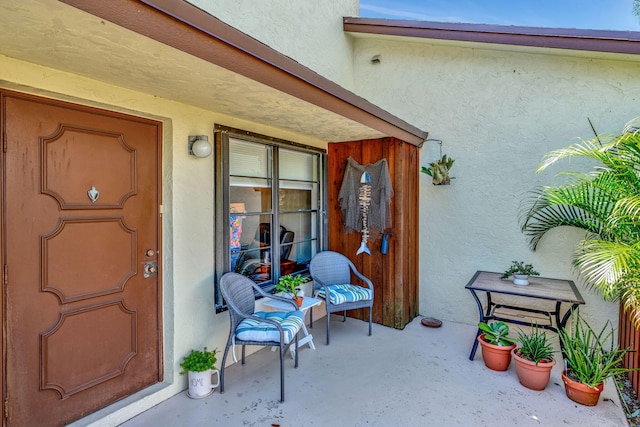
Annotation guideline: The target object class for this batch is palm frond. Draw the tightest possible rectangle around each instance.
[521,117,640,317]
[611,195,640,227]
[574,240,640,301]
[536,135,619,173]
[519,181,620,249]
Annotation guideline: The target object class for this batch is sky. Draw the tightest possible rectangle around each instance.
[359,0,640,31]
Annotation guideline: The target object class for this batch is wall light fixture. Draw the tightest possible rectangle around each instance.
[188,135,212,158]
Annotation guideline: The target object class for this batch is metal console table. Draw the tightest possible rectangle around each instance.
[466,270,585,360]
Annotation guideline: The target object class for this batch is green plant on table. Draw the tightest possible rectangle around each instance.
[275,273,307,295]
[500,260,540,279]
[478,321,517,346]
[515,325,555,364]
[560,312,635,387]
[179,347,218,375]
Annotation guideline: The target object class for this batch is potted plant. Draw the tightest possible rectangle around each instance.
[179,347,220,399]
[477,321,517,371]
[275,274,307,307]
[420,154,455,185]
[500,260,539,285]
[512,325,556,390]
[559,313,635,406]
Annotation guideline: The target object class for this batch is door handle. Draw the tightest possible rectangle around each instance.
[143,261,158,278]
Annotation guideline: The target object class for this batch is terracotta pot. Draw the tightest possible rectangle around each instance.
[292,296,303,308]
[561,370,604,406]
[477,334,516,371]
[512,348,555,390]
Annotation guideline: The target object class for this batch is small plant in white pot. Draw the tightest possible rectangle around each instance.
[179,347,219,399]
[500,260,539,286]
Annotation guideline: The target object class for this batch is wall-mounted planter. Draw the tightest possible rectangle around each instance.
[421,154,455,185]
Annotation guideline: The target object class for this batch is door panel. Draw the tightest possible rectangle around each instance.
[1,91,162,426]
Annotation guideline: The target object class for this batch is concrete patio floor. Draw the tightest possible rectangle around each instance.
[120,316,628,427]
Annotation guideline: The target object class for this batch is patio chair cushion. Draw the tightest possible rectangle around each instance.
[317,284,372,305]
[236,310,304,344]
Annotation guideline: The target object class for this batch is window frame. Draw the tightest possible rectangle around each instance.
[214,125,327,312]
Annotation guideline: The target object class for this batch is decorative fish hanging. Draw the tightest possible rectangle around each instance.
[356,171,372,255]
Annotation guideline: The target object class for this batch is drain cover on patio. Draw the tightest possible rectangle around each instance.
[421,317,442,328]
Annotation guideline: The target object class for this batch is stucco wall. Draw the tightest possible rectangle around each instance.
[350,37,640,332]
[0,53,327,426]
[187,0,358,90]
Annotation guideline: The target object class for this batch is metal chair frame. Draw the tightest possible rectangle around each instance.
[219,272,300,402]
[309,251,374,345]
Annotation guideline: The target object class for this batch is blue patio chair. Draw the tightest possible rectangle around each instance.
[309,251,374,345]
[219,272,303,402]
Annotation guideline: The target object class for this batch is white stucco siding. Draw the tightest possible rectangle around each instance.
[350,37,640,332]
[0,53,327,426]
[187,0,358,89]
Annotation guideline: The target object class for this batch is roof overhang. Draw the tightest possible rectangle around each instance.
[0,1,427,145]
[344,18,640,60]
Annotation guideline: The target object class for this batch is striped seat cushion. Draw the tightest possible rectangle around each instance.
[317,284,372,305]
[236,311,304,344]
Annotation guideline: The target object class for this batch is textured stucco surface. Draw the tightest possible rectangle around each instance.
[0,54,327,427]
[2,1,640,425]
[0,0,383,144]
[189,0,359,89]
[350,35,640,331]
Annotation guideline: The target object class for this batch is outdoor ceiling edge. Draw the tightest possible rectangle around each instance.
[343,18,640,56]
[56,0,427,146]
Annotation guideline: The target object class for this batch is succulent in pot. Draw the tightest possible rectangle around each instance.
[477,321,517,371]
[478,321,517,346]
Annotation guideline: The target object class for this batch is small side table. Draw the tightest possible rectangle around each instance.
[466,270,585,360]
[263,296,322,358]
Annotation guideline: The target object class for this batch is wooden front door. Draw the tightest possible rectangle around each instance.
[1,91,162,426]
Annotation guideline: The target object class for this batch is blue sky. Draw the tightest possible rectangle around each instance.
[359,0,640,31]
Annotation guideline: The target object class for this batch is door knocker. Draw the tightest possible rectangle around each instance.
[87,185,100,203]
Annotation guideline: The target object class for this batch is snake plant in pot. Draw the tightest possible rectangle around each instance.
[477,321,517,371]
[559,313,636,406]
[512,325,556,390]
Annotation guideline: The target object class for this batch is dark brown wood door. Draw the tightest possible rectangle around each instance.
[1,91,162,426]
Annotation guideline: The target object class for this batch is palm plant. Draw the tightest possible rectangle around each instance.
[519,117,640,324]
